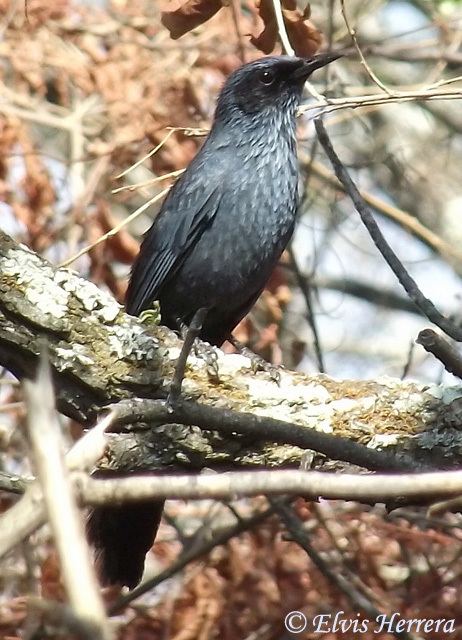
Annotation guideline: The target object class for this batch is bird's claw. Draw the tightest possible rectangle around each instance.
[239,346,281,384]
[254,358,281,385]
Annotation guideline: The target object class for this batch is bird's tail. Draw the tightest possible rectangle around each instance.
[87,496,165,589]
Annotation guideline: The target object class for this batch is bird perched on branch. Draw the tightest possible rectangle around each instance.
[88,52,341,589]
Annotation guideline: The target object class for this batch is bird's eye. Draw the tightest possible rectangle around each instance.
[259,70,275,85]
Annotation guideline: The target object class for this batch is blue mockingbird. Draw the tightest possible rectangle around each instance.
[89,52,341,588]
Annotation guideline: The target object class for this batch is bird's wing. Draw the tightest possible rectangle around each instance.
[125,155,225,316]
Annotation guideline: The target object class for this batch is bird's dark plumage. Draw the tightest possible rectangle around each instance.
[125,53,340,344]
[89,52,340,588]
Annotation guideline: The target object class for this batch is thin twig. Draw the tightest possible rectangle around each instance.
[111,169,183,194]
[288,248,325,372]
[302,154,462,269]
[271,0,294,55]
[340,0,392,95]
[270,0,326,102]
[8,453,462,507]
[114,129,175,180]
[59,185,170,267]
[308,274,421,315]
[230,0,247,63]
[111,397,422,472]
[274,501,413,640]
[300,84,462,116]
[314,118,462,342]
[110,501,283,613]
[0,483,45,556]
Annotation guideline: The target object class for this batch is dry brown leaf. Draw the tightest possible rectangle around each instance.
[161,0,224,40]
[251,0,322,56]
[284,6,322,57]
[250,0,279,54]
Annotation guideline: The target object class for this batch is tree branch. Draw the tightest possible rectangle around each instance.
[23,353,110,640]
[74,467,462,505]
[1,227,462,485]
[314,118,462,343]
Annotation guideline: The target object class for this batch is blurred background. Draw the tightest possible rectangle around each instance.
[1,0,462,637]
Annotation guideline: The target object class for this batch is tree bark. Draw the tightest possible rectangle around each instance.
[1,229,462,477]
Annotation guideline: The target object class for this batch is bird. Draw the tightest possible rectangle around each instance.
[88,52,341,589]
[126,52,340,343]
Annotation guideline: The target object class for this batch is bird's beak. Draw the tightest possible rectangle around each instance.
[292,51,342,80]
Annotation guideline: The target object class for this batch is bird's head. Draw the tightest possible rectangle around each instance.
[214,53,341,122]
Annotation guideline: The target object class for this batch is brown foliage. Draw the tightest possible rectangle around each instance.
[251,0,322,56]
[161,0,224,40]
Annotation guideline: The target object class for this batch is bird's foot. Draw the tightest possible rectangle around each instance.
[227,335,281,384]
[242,346,281,384]
[193,339,220,383]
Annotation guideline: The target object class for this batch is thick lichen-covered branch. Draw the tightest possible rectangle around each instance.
[1,229,462,476]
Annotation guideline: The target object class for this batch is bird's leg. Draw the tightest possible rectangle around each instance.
[176,320,220,383]
[168,308,208,406]
[168,309,220,405]
[227,334,281,384]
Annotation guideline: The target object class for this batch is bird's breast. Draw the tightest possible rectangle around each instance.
[164,121,300,314]
[188,140,298,294]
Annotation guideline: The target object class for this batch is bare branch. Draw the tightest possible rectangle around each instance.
[75,467,462,505]
[417,329,462,379]
[314,118,462,342]
[0,409,112,559]
[23,353,111,640]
